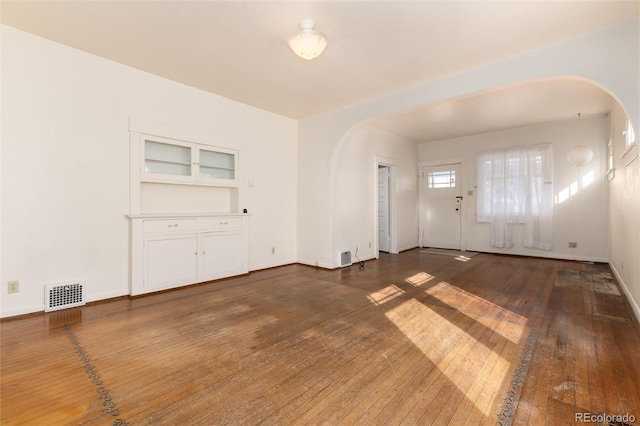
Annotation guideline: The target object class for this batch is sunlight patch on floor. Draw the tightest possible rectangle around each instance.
[385,298,511,417]
[404,272,435,286]
[367,284,405,306]
[425,281,527,344]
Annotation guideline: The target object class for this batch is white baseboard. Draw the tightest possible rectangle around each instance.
[398,243,419,253]
[249,259,297,272]
[296,257,337,269]
[1,289,130,319]
[464,246,608,263]
[609,263,640,327]
[86,288,129,303]
[0,303,45,319]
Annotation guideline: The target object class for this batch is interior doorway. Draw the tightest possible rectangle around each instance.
[378,165,390,253]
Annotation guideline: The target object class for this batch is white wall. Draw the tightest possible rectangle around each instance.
[419,115,609,262]
[297,18,638,273]
[3,19,639,318]
[0,26,298,317]
[330,125,418,266]
[608,103,640,323]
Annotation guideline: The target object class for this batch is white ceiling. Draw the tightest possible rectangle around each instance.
[2,1,637,142]
[368,79,616,143]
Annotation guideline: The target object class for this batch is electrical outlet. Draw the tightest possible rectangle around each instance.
[271,247,275,254]
[369,242,372,248]
[568,242,577,248]
[8,280,19,294]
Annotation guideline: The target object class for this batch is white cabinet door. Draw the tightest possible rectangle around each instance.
[145,233,199,290]
[141,137,195,184]
[200,231,243,281]
[197,146,239,186]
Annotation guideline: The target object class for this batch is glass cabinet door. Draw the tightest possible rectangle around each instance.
[198,147,237,184]
[144,140,192,177]
[140,135,238,186]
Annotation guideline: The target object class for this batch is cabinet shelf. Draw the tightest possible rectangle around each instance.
[200,165,234,171]
[145,158,192,166]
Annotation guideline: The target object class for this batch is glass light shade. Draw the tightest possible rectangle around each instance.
[567,146,594,166]
[287,19,328,60]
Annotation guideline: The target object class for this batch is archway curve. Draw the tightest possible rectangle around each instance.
[327,76,632,267]
[330,76,628,167]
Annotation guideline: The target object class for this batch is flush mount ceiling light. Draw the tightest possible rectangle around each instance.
[287,19,328,60]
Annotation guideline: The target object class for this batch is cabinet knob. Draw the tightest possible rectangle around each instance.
[220,222,227,225]
[202,251,205,255]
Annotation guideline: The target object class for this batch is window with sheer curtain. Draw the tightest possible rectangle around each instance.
[476,144,554,250]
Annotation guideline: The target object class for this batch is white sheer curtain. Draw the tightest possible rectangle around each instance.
[476,144,553,250]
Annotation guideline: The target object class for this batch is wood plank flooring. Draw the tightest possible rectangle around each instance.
[2,250,639,425]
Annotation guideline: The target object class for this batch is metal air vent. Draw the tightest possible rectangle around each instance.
[45,281,86,312]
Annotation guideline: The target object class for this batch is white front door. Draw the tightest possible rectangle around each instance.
[378,166,390,253]
[422,164,462,250]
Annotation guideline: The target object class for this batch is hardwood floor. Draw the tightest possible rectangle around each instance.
[2,250,639,425]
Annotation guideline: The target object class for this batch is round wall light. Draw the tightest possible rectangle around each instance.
[567,146,594,167]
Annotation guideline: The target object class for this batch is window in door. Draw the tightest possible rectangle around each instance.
[427,169,456,189]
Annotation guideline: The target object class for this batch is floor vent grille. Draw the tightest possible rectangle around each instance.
[339,251,352,268]
[45,281,86,312]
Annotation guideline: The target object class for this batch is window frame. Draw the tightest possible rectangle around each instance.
[427,169,456,189]
[621,118,638,166]
[475,143,554,250]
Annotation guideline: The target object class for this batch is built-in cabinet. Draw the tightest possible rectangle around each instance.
[127,120,248,296]
[129,214,248,296]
